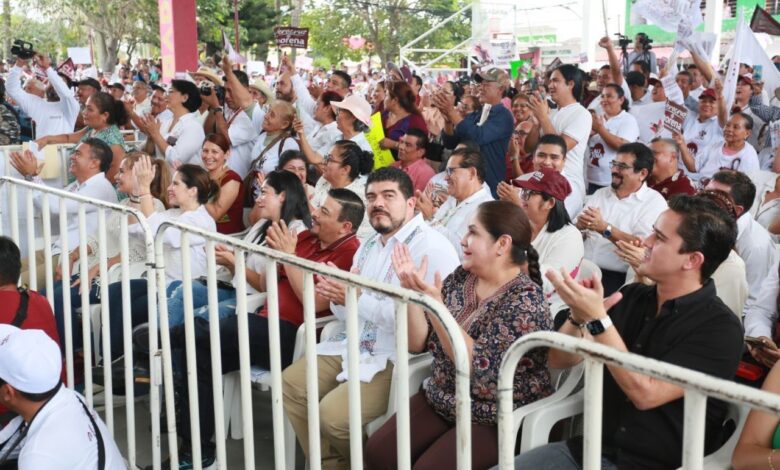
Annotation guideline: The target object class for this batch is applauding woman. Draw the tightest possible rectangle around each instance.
[142,79,205,168]
[36,92,128,180]
[103,158,217,359]
[365,201,553,470]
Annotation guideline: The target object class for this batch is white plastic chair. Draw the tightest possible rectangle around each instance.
[519,384,749,468]
[575,259,602,282]
[676,402,749,470]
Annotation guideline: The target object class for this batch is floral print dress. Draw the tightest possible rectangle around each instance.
[424,266,553,425]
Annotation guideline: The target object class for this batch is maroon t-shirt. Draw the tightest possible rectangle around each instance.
[258,231,360,326]
[216,169,246,234]
[649,170,696,200]
[0,289,61,345]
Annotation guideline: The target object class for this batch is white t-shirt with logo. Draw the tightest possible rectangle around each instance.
[586,111,640,186]
[550,103,592,199]
[13,387,125,469]
[630,101,670,144]
[696,142,760,181]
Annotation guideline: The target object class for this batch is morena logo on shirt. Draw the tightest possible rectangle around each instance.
[0,334,9,346]
[590,143,605,166]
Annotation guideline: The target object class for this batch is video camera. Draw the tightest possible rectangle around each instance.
[10,39,36,60]
[638,33,653,50]
[614,34,631,50]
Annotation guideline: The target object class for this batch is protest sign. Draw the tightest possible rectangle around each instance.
[246,61,266,76]
[295,55,314,71]
[367,113,395,170]
[663,101,688,134]
[56,58,75,81]
[67,47,91,65]
[274,26,309,49]
[510,59,525,79]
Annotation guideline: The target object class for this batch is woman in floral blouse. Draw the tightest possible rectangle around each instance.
[365,200,553,470]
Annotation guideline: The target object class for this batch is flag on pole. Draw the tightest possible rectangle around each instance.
[222,30,247,64]
[750,6,780,36]
[722,12,780,110]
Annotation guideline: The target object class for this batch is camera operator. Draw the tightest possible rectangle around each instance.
[6,48,80,140]
[627,33,657,75]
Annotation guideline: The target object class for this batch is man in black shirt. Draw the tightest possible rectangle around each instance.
[512,195,744,469]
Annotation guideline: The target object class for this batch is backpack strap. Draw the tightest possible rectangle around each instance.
[11,288,28,328]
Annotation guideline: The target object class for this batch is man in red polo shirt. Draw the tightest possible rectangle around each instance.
[648,137,696,199]
[168,188,364,468]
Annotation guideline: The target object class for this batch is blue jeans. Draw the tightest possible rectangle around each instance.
[49,275,101,354]
[165,280,237,327]
[502,441,618,470]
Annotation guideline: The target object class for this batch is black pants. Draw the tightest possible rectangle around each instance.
[171,314,298,456]
[600,269,627,297]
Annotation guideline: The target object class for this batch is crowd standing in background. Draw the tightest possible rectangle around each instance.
[4,29,780,469]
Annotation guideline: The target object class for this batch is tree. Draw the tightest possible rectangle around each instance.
[300,0,470,67]
[32,0,152,73]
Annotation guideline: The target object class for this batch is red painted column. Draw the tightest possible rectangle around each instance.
[158,0,199,83]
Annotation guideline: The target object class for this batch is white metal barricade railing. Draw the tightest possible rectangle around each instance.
[153,220,472,470]
[497,331,780,470]
[0,176,160,470]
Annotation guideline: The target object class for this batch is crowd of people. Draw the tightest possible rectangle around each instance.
[1,30,780,470]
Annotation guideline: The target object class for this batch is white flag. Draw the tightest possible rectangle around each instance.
[222,30,247,65]
[721,14,780,111]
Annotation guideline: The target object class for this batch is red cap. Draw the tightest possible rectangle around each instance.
[738,74,753,86]
[699,88,718,101]
[511,168,572,202]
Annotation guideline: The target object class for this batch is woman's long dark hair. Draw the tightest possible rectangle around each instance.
[476,201,542,287]
[539,194,572,232]
[253,170,312,244]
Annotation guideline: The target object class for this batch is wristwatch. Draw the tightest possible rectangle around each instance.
[586,316,613,336]
[602,224,613,239]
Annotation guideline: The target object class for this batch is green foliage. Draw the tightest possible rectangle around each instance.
[299,0,470,67]
[10,13,87,62]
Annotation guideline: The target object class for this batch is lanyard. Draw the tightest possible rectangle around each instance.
[0,385,105,470]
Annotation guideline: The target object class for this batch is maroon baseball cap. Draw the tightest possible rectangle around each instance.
[738,74,753,86]
[647,77,662,87]
[699,88,718,101]
[511,168,572,202]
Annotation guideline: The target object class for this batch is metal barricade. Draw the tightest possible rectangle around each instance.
[152,220,473,470]
[0,176,160,470]
[496,331,780,470]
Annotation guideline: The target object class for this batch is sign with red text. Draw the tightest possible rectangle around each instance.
[663,101,688,134]
[274,27,309,49]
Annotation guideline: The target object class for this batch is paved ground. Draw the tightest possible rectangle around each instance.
[103,388,305,469]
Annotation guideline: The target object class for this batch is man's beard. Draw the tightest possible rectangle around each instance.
[370,210,403,235]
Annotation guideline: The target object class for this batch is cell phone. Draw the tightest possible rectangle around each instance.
[745,336,776,349]
[754,65,763,83]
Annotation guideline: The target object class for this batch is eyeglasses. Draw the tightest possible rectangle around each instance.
[324,154,344,165]
[609,161,633,171]
[520,188,542,200]
[445,166,465,176]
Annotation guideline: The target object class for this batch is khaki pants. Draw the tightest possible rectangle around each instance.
[282,355,394,470]
[20,250,61,291]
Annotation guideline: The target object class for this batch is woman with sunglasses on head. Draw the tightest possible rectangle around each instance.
[512,167,584,316]
[309,140,374,240]
[365,201,553,470]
